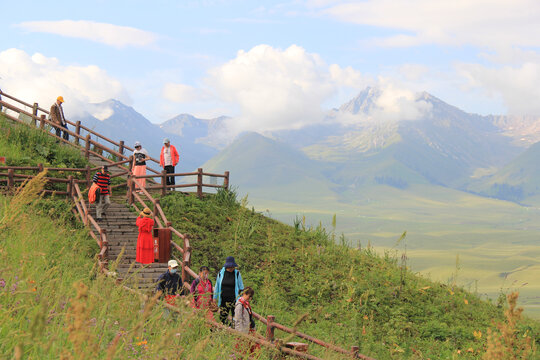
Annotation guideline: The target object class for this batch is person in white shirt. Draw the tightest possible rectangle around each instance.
[159,138,179,189]
[132,141,149,193]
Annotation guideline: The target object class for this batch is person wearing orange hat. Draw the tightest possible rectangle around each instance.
[49,96,69,141]
[136,207,154,264]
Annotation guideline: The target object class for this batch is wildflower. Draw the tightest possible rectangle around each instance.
[32,288,37,292]
[464,299,469,305]
[28,280,35,284]
[362,325,366,335]
[363,315,369,320]
[0,279,5,288]
[136,340,147,346]
[473,330,482,339]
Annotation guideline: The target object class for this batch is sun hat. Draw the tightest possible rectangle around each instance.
[57,96,64,103]
[134,141,141,147]
[140,207,152,217]
[163,138,170,144]
[168,259,178,268]
[224,256,238,268]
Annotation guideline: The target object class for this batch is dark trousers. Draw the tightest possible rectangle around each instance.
[55,123,69,141]
[219,300,235,327]
[164,165,175,186]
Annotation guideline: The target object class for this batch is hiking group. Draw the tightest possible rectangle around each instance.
[75,95,256,351]
[156,256,258,338]
[153,256,259,354]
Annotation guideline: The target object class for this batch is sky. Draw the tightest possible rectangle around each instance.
[1,0,540,136]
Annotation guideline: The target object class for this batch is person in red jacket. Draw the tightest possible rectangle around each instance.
[159,138,179,189]
[136,207,155,264]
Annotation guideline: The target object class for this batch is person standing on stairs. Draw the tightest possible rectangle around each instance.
[49,96,69,141]
[132,141,149,193]
[190,265,215,320]
[214,256,244,327]
[92,165,110,220]
[159,138,179,190]
[136,207,155,264]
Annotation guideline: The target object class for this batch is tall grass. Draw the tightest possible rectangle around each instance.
[158,191,540,359]
[0,115,88,168]
[0,184,282,359]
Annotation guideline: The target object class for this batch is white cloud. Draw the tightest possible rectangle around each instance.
[315,0,540,49]
[457,61,540,116]
[162,83,210,103]
[333,81,433,126]
[0,48,130,117]
[203,44,367,135]
[18,20,158,48]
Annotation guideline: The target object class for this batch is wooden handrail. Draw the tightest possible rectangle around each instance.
[0,168,361,359]
[0,91,36,109]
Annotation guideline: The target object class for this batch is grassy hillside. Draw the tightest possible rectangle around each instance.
[159,190,540,359]
[0,116,88,169]
[202,130,540,320]
[1,115,539,359]
[467,141,540,204]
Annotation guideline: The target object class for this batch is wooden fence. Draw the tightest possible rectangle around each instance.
[0,91,229,196]
[0,90,370,359]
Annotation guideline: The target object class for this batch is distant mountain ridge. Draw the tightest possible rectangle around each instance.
[71,88,540,204]
[202,87,540,205]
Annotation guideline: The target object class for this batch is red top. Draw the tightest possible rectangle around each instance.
[160,145,180,167]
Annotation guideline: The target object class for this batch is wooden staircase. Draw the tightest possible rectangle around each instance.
[89,199,168,290]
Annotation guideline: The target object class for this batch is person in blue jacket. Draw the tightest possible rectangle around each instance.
[214,256,244,326]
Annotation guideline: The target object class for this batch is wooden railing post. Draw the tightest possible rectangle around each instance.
[351,346,359,358]
[119,140,124,156]
[266,315,275,341]
[127,175,134,204]
[37,163,44,173]
[153,199,159,218]
[197,168,203,198]
[161,170,167,196]
[74,121,81,145]
[7,169,14,189]
[67,176,74,197]
[224,171,230,190]
[32,103,38,127]
[85,134,91,159]
[86,165,91,188]
[40,115,46,129]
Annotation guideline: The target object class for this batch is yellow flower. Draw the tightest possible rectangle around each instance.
[473,330,482,339]
[464,299,468,305]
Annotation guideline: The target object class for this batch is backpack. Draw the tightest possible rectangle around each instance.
[88,183,101,204]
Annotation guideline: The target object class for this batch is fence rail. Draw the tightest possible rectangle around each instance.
[0,90,368,359]
[0,93,229,197]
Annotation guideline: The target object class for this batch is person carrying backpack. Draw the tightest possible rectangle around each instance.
[92,165,110,220]
[213,256,244,326]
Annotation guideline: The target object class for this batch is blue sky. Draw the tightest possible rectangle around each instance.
[1,0,540,133]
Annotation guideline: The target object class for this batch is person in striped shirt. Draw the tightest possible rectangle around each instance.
[93,165,111,220]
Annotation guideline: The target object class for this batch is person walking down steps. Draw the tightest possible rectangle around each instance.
[214,256,244,326]
[136,207,155,264]
[92,165,110,220]
[159,138,179,189]
[49,96,69,141]
[132,141,149,193]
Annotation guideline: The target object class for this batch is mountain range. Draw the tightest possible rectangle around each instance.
[72,87,540,205]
